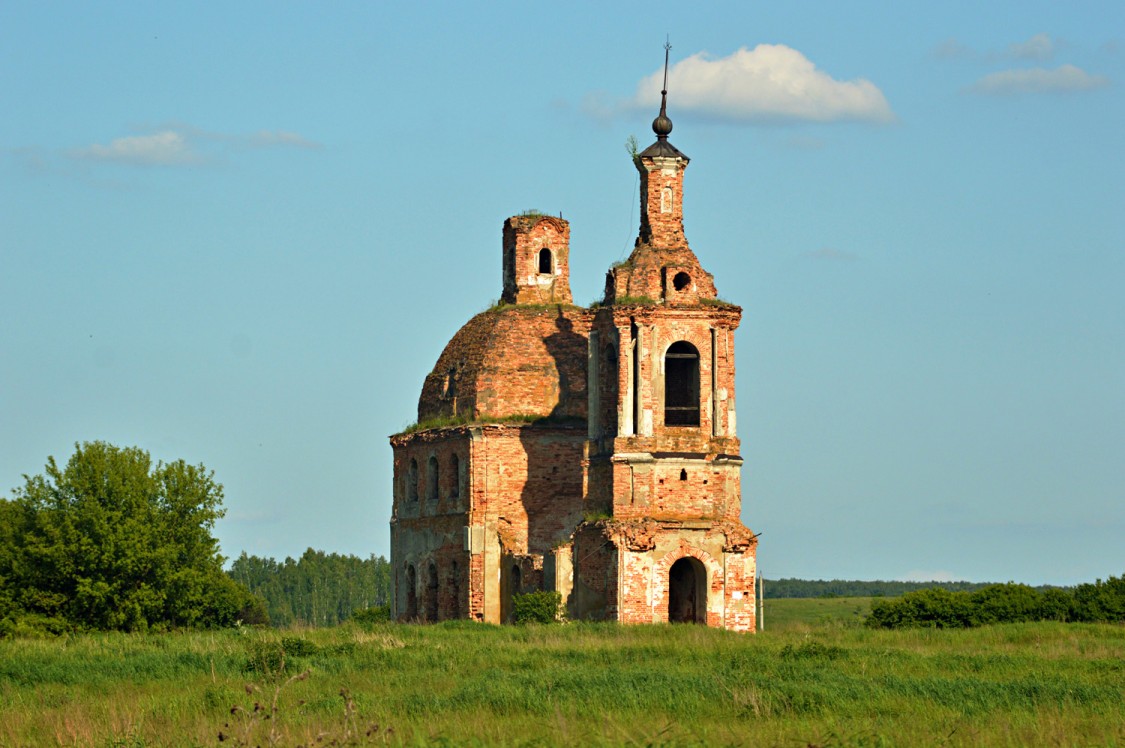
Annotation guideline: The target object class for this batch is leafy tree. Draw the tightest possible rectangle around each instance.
[2,441,262,632]
[1071,575,1125,623]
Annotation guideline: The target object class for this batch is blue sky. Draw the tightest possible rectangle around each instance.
[2,1,1122,585]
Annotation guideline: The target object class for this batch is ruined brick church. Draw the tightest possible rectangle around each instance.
[389,71,759,631]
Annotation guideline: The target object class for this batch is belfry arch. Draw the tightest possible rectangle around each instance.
[664,341,700,427]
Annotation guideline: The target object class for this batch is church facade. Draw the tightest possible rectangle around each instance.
[389,86,758,631]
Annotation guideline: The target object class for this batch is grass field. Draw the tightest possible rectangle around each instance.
[1,614,1123,746]
[762,596,875,629]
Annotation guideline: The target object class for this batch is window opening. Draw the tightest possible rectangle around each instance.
[673,272,691,291]
[665,341,700,427]
[425,454,438,501]
[603,345,618,435]
[407,459,419,502]
[450,454,460,500]
[680,469,687,481]
[538,248,552,274]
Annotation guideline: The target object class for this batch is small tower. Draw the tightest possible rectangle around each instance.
[502,214,573,305]
[636,71,689,250]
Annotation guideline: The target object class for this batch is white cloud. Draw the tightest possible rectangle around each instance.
[969,64,1109,95]
[76,130,196,166]
[71,125,319,167]
[629,45,894,124]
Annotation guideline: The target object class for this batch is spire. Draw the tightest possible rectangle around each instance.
[638,40,687,162]
[652,40,673,140]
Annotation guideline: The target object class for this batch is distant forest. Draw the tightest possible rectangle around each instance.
[225,549,1030,627]
[764,578,1009,599]
[227,549,390,627]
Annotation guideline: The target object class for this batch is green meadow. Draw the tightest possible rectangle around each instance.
[2,608,1124,747]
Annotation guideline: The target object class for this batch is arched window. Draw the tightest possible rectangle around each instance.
[405,564,418,619]
[407,459,419,502]
[450,454,460,500]
[426,455,439,502]
[538,248,552,274]
[665,341,700,426]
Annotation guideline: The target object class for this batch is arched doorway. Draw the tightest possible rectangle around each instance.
[448,560,461,619]
[405,564,418,620]
[668,557,707,624]
[503,563,523,623]
[425,562,440,622]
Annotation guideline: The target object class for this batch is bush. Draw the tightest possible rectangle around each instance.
[865,577,1125,628]
[866,587,978,629]
[512,591,563,624]
[971,583,1044,624]
[351,605,391,625]
[244,637,317,676]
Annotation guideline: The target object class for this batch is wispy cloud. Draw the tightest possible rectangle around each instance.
[587,44,893,125]
[932,37,974,61]
[968,64,1109,95]
[934,33,1061,63]
[69,124,320,167]
[1006,33,1055,62]
[248,130,319,149]
[74,130,196,166]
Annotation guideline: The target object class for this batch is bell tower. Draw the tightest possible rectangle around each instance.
[575,44,758,632]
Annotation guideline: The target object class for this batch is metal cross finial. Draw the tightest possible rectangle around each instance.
[652,38,674,140]
[662,38,672,95]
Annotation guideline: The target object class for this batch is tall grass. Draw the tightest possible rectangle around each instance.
[1,621,1123,746]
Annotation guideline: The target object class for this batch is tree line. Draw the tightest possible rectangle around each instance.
[865,577,1125,628]
[227,549,390,627]
[763,578,996,599]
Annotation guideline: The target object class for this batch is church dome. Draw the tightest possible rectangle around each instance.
[416,304,591,425]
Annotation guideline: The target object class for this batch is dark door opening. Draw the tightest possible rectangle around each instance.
[668,557,707,624]
[405,564,418,620]
[425,562,439,622]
